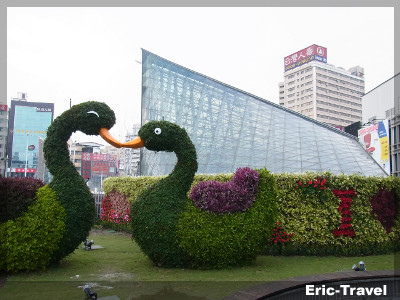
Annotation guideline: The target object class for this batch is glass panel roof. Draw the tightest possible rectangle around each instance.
[140,50,387,177]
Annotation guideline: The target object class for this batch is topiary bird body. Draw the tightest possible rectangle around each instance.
[125,121,197,267]
[122,121,277,269]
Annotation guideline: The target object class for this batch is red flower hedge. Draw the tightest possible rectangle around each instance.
[100,191,130,224]
[270,222,294,245]
[296,177,327,191]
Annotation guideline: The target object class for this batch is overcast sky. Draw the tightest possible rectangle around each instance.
[7,6,395,144]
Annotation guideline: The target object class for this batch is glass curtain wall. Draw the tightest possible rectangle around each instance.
[140,49,386,177]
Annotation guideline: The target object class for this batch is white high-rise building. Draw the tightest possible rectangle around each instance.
[122,124,141,177]
[279,45,364,129]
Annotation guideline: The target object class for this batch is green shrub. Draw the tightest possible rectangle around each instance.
[0,177,45,223]
[0,186,66,272]
[177,168,277,269]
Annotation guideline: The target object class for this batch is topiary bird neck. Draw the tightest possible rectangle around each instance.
[168,145,198,193]
[44,111,81,180]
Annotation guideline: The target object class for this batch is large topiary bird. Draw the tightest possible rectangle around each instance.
[44,101,122,263]
[121,120,277,269]
[0,101,123,271]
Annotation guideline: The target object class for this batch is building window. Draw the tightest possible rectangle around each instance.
[386,107,395,118]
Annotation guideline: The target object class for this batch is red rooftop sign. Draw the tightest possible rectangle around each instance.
[284,44,327,72]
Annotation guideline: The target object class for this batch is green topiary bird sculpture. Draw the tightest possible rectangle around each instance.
[44,101,122,263]
[121,120,277,269]
[1,101,123,271]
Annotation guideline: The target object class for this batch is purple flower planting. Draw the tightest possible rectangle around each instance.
[190,167,259,213]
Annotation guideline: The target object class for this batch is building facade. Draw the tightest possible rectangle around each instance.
[279,45,364,129]
[0,99,7,177]
[7,96,54,179]
[139,49,385,177]
[68,141,120,193]
[121,124,141,177]
[360,73,400,176]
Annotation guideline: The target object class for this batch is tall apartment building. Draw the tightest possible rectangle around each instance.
[279,45,364,128]
[7,94,54,179]
[0,98,7,177]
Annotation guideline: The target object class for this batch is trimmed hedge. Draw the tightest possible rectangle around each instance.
[271,173,400,256]
[0,186,66,272]
[103,171,400,259]
[0,177,45,223]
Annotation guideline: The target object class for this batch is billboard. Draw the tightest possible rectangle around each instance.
[11,168,36,173]
[82,153,118,162]
[284,44,327,72]
[81,152,119,180]
[358,120,390,174]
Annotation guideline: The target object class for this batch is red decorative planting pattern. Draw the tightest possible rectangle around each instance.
[270,222,294,245]
[332,189,356,238]
[370,189,398,233]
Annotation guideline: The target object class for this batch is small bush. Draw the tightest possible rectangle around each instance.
[0,177,45,223]
[99,191,131,232]
[0,186,66,272]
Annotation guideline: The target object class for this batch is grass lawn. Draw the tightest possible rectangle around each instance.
[0,229,397,300]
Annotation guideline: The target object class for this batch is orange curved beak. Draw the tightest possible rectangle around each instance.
[120,136,145,148]
[99,128,123,148]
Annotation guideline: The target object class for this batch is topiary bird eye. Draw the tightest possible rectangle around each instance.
[154,128,162,135]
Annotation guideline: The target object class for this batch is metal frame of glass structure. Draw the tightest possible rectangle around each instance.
[140,49,386,177]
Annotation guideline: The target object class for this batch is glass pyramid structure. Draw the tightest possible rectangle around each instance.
[140,49,387,177]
